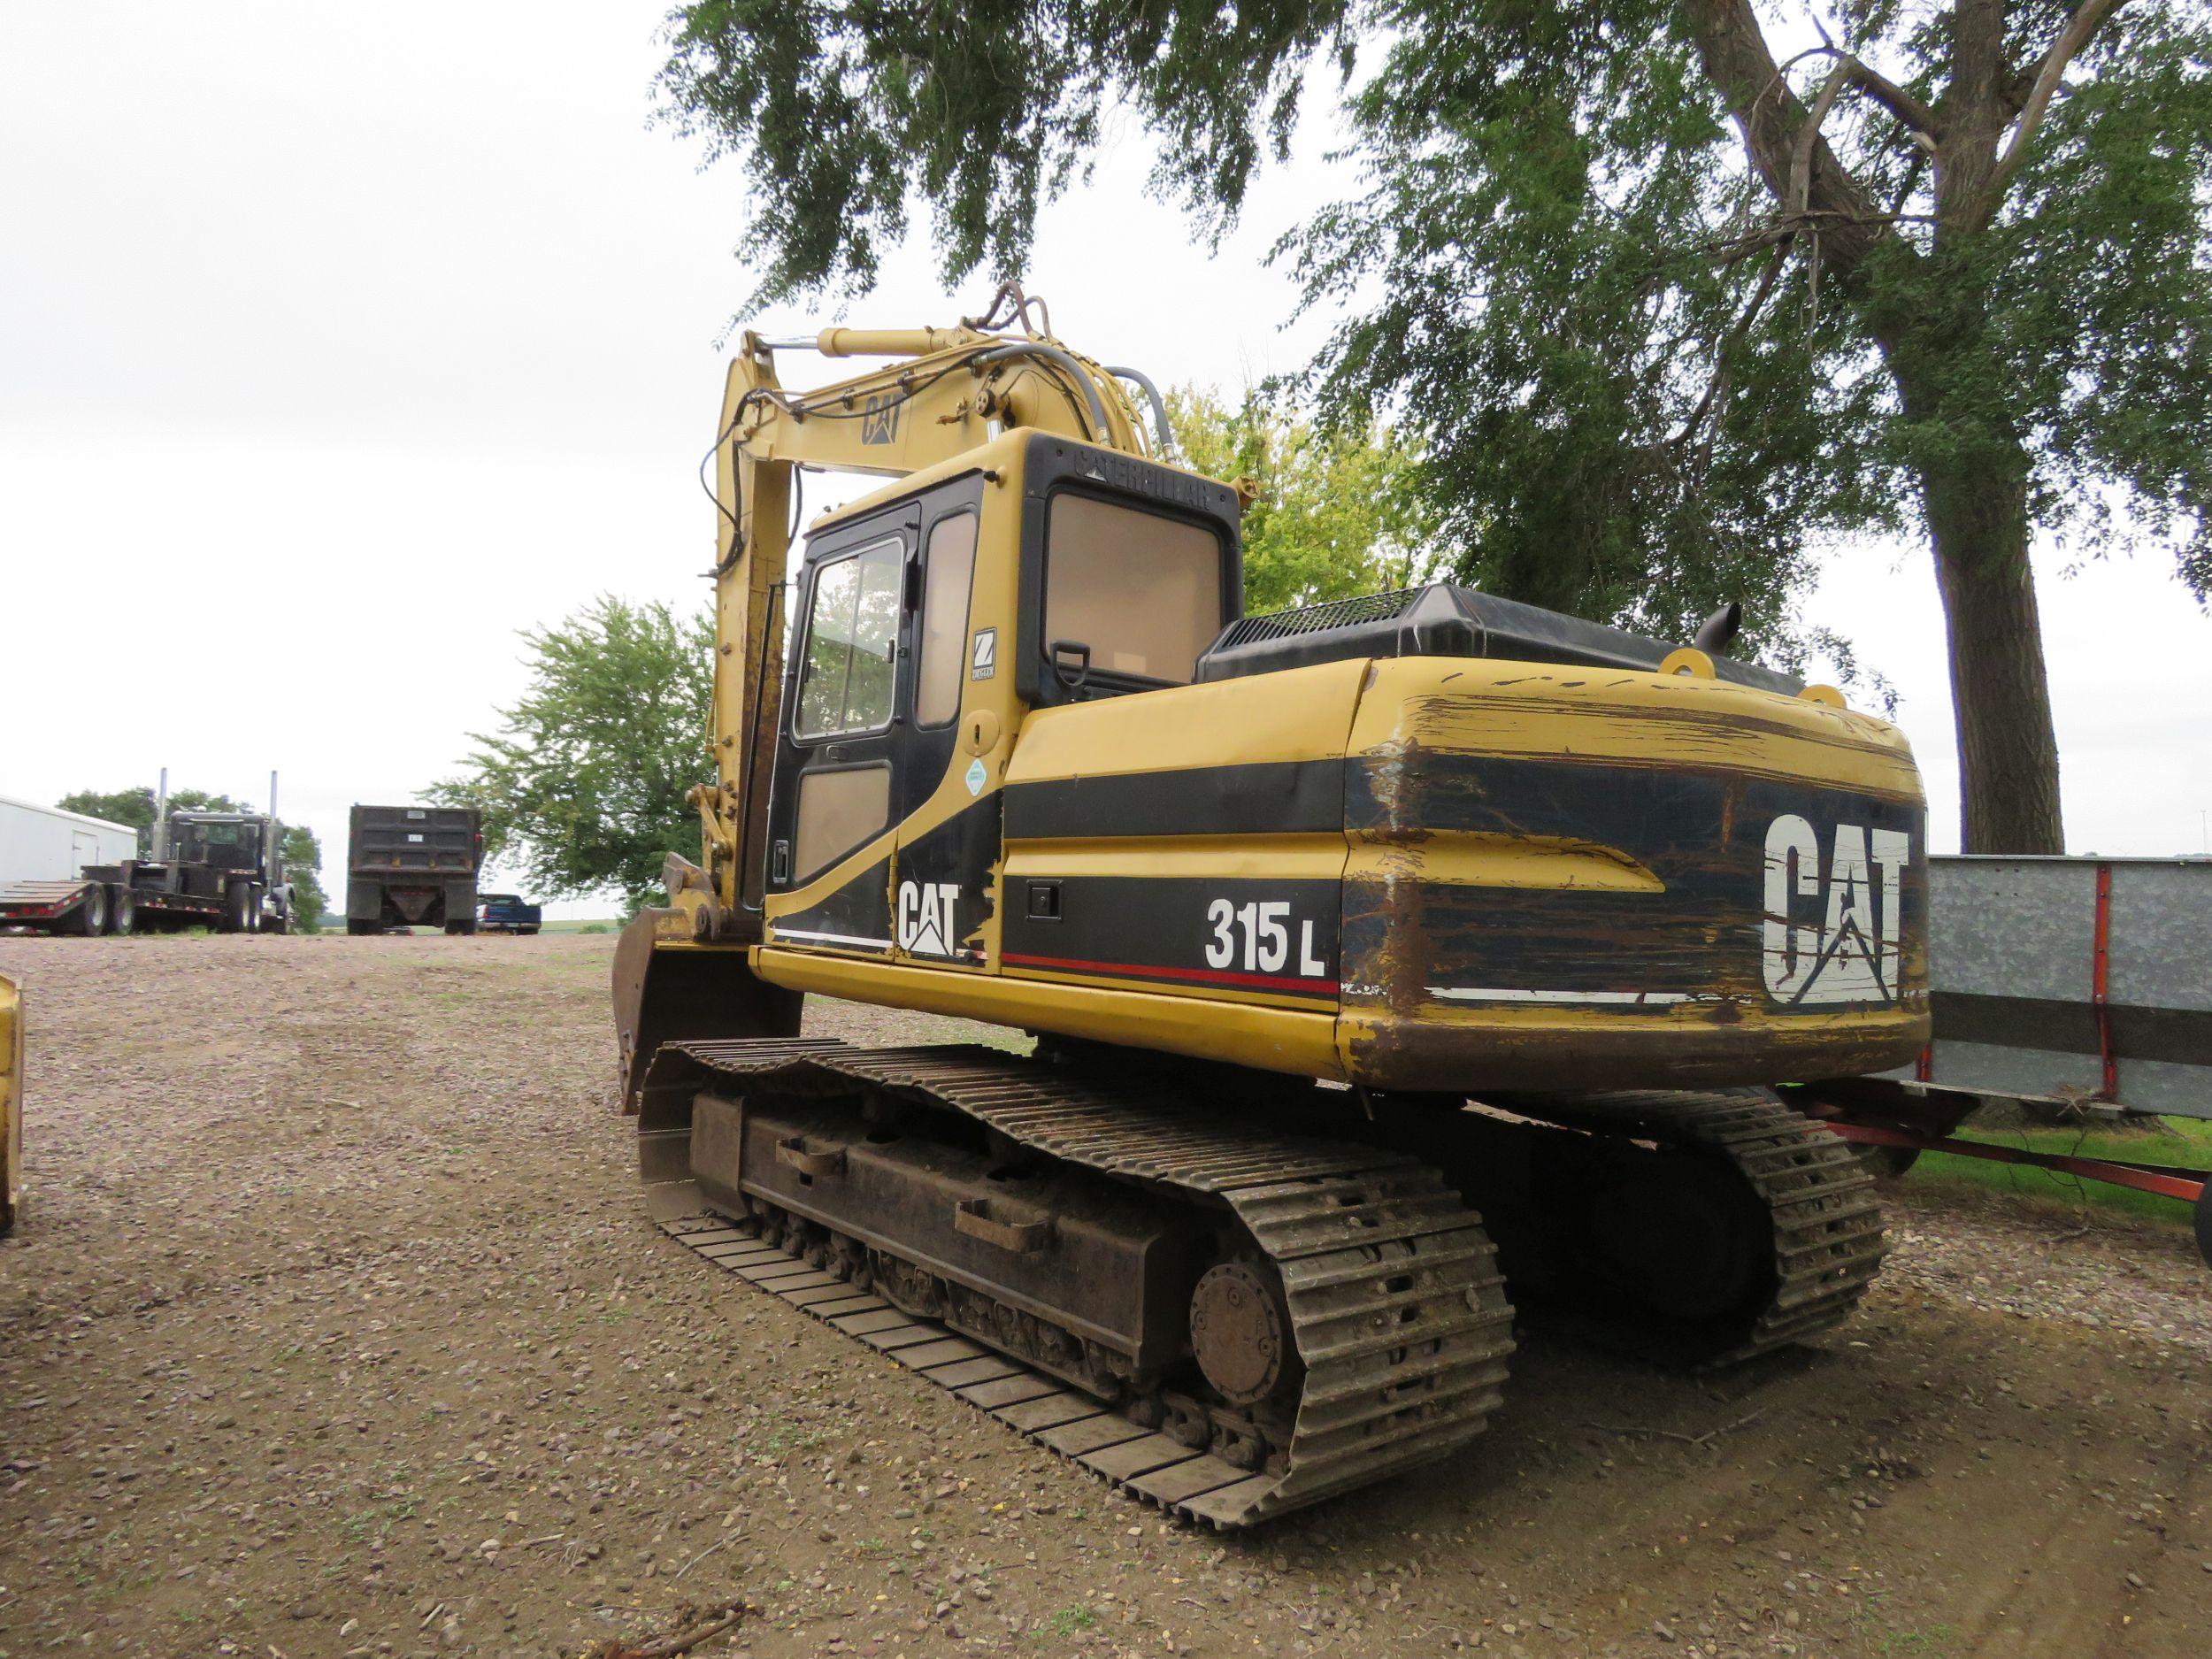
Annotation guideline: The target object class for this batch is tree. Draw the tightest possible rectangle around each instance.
[1169,386,1440,611]
[657,1,2212,852]
[59,785,241,850]
[432,596,717,909]
[59,784,326,927]
[280,825,328,932]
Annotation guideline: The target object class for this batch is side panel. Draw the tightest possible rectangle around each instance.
[996,661,1367,1011]
[1338,657,1931,1092]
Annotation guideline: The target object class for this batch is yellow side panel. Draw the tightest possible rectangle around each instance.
[0,973,20,1235]
[1351,657,1922,800]
[753,948,1345,1079]
[1005,657,1371,782]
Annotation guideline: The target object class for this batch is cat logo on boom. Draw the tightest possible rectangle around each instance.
[860,392,902,445]
[1761,815,1911,1007]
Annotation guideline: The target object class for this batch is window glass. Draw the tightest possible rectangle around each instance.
[1043,495,1222,685]
[795,537,904,738]
[916,512,978,726]
[793,765,890,884]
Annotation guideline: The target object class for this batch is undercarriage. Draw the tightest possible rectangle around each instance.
[636,1038,1885,1525]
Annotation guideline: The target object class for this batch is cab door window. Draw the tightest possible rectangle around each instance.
[914,511,978,726]
[794,536,904,739]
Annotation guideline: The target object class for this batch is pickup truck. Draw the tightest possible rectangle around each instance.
[476,894,543,935]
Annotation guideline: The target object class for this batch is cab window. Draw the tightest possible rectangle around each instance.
[794,537,903,739]
[1042,494,1223,686]
[915,511,978,726]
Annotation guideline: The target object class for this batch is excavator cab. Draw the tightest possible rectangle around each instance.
[755,432,1247,971]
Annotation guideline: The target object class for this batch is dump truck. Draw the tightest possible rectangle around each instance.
[613,290,1926,1525]
[347,804,481,934]
[1,809,293,934]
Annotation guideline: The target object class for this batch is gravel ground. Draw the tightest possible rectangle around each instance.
[1,933,2207,1659]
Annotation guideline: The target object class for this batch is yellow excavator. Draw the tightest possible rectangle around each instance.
[1,973,20,1238]
[615,286,1926,1525]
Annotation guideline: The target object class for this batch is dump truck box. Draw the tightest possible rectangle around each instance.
[347,804,481,934]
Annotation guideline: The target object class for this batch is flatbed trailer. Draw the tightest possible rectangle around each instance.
[1800,853,2212,1268]
[0,876,128,934]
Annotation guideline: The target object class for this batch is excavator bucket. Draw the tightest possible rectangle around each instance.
[1,973,21,1236]
[611,909,801,1118]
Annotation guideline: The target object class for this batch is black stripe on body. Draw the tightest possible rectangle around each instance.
[1004,760,1343,841]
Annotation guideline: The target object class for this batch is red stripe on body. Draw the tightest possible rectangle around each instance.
[1002,950,1335,996]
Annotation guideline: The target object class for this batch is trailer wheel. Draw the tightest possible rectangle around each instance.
[444,919,478,936]
[346,920,375,937]
[224,883,255,933]
[65,885,109,937]
[108,887,136,935]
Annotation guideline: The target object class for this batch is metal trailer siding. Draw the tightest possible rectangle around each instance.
[1895,854,2212,1118]
[0,795,139,887]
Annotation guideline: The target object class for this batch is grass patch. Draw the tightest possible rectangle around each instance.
[1855,1614,1958,1655]
[1901,1114,2211,1226]
[1045,1604,1098,1639]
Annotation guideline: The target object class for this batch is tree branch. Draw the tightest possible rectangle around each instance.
[1681,0,1901,276]
[1839,57,1943,144]
[1792,62,1853,216]
[1993,0,2135,188]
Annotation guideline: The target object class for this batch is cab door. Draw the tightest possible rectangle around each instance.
[887,476,994,969]
[760,503,918,956]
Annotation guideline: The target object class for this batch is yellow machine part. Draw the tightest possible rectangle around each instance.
[1,973,20,1236]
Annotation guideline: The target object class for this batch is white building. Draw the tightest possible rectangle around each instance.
[0,795,139,887]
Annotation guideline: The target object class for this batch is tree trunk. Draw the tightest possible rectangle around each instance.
[1918,453,2066,854]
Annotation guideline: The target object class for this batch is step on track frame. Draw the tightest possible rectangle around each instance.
[639,1039,1517,1528]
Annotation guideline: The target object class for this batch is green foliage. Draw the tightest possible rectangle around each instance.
[57,786,158,833]
[280,824,326,931]
[432,596,716,909]
[58,786,242,852]
[657,0,2212,673]
[1168,386,1439,613]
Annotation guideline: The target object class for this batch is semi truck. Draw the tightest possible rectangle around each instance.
[347,804,482,934]
[0,803,292,934]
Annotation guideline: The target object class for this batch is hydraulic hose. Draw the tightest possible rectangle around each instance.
[1104,366,1174,457]
[972,342,1110,443]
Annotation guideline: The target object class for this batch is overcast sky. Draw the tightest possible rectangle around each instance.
[4,3,2208,921]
